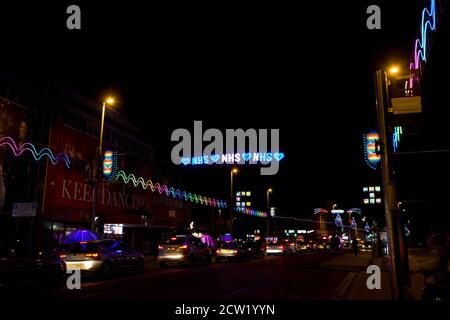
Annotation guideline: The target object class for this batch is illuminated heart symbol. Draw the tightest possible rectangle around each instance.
[242,153,252,161]
[274,152,284,161]
[211,155,220,163]
[181,158,190,165]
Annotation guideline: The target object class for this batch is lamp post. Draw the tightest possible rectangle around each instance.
[230,168,238,235]
[266,188,272,237]
[375,67,405,299]
[91,97,115,232]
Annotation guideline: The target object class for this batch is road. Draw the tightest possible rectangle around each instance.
[18,252,351,300]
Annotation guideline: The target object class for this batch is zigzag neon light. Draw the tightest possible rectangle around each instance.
[0,136,70,168]
[235,207,267,218]
[413,0,436,69]
[408,0,437,89]
[115,170,227,208]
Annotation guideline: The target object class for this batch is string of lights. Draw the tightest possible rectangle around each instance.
[115,170,227,208]
[234,207,267,218]
[0,136,71,168]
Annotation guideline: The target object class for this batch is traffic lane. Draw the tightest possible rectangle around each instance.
[38,252,343,300]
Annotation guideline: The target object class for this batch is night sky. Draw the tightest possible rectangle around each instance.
[2,1,447,218]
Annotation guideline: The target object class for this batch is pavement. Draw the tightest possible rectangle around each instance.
[319,250,393,300]
[319,248,450,300]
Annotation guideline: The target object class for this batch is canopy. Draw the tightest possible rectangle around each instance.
[64,229,99,244]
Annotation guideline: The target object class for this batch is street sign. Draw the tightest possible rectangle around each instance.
[395,73,416,80]
[12,202,37,217]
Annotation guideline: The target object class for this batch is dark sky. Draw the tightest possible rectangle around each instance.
[2,1,447,217]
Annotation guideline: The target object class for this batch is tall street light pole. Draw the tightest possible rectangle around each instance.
[230,168,238,236]
[266,188,272,237]
[375,68,404,300]
[91,97,115,232]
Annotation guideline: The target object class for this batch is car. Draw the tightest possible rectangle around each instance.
[305,241,318,252]
[266,242,286,255]
[158,235,212,267]
[297,241,308,252]
[285,241,298,255]
[0,240,66,288]
[242,241,266,259]
[58,240,144,277]
[216,242,250,262]
[360,241,373,251]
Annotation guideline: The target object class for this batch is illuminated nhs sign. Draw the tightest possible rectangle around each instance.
[171,121,284,175]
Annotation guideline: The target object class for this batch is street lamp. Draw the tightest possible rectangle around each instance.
[91,97,115,232]
[375,67,407,299]
[266,188,272,237]
[388,66,400,75]
[230,168,238,235]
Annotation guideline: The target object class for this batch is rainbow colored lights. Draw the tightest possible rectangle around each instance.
[363,130,381,170]
[115,170,227,208]
[0,136,70,168]
[103,150,118,181]
[234,207,267,218]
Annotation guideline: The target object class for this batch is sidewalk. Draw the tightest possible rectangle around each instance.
[320,251,389,272]
[324,249,445,300]
[321,252,393,300]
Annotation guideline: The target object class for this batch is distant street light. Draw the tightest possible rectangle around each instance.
[91,97,115,232]
[266,188,273,237]
[230,168,238,235]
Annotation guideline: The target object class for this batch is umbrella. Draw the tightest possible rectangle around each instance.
[64,229,99,244]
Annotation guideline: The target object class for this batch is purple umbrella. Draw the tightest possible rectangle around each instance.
[64,229,99,244]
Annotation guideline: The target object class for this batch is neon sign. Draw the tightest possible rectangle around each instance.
[115,170,227,208]
[335,214,342,226]
[313,208,328,214]
[0,136,70,168]
[393,126,403,153]
[180,152,285,166]
[103,150,118,181]
[363,130,381,170]
[346,208,362,214]
[407,0,438,91]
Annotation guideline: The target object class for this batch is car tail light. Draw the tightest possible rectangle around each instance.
[59,254,67,258]
[179,245,188,249]
[158,245,163,250]
[85,253,99,258]
[278,245,284,249]
[233,250,238,254]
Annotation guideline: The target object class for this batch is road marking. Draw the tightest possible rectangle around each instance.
[332,272,358,300]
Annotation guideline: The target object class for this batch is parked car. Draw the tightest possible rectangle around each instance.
[158,235,212,267]
[242,241,266,259]
[0,240,66,288]
[266,242,286,255]
[216,241,250,262]
[58,240,144,277]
